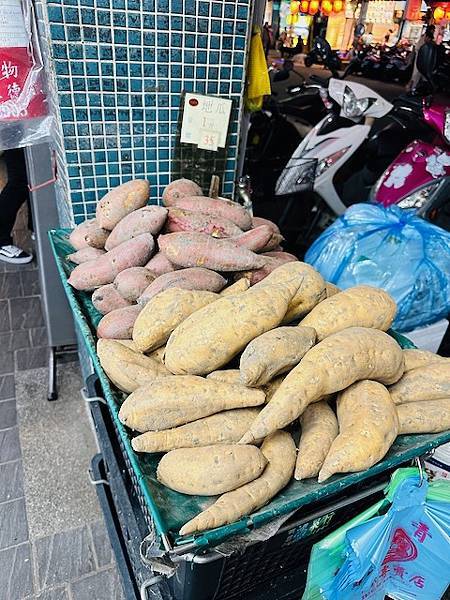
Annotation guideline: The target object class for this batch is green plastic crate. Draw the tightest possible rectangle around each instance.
[49,228,450,550]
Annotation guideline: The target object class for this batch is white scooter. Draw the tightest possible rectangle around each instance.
[276,79,393,218]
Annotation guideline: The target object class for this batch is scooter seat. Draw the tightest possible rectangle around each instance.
[308,74,329,86]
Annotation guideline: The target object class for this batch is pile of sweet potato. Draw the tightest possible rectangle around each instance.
[67,178,450,537]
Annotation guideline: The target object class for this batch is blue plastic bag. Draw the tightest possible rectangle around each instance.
[305,204,450,332]
[327,475,450,600]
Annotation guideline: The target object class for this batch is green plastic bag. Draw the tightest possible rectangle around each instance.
[302,468,450,600]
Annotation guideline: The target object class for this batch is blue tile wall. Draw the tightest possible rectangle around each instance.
[39,0,251,224]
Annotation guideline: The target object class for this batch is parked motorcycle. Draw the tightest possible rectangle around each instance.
[272,79,435,251]
[371,98,450,231]
[304,36,342,77]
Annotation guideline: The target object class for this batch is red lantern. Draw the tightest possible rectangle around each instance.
[301,0,309,12]
[333,0,343,12]
[309,0,319,14]
[290,0,300,14]
[322,0,332,15]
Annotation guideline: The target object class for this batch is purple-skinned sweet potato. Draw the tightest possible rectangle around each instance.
[68,234,154,291]
[96,179,150,230]
[138,267,226,305]
[105,206,167,250]
[158,232,265,271]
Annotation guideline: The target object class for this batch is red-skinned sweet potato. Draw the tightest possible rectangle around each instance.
[105,206,167,250]
[166,207,242,238]
[69,218,109,250]
[92,284,131,314]
[169,196,252,230]
[67,247,105,264]
[162,178,203,206]
[68,234,154,291]
[138,267,226,305]
[231,225,273,252]
[145,251,180,276]
[251,216,281,235]
[96,179,150,230]
[159,232,265,271]
[97,305,142,339]
[114,267,155,302]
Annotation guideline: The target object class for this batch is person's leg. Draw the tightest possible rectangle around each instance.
[0,148,30,245]
[0,148,33,263]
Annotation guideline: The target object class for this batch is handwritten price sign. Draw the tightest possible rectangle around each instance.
[180,93,232,152]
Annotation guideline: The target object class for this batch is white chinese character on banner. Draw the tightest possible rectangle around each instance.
[7,82,21,99]
[0,60,18,81]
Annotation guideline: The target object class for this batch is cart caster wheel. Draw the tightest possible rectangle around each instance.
[48,391,58,401]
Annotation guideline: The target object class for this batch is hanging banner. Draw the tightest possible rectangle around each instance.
[404,0,422,21]
[0,0,52,149]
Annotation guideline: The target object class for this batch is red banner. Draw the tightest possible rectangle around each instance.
[0,1,47,122]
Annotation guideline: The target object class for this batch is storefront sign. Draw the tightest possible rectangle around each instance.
[180,93,232,152]
[366,0,396,23]
[405,0,422,21]
[0,0,47,121]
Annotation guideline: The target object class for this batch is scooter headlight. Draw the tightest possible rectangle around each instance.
[316,146,351,178]
[342,86,370,119]
[397,181,441,209]
[444,109,450,145]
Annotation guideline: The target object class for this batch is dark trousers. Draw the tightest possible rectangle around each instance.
[0,148,31,246]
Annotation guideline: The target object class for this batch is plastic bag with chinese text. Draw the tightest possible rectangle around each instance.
[302,468,450,600]
[0,0,53,150]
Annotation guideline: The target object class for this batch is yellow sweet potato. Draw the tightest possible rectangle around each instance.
[255,262,326,323]
[299,285,396,341]
[119,376,265,432]
[403,349,449,372]
[69,218,109,250]
[206,369,242,384]
[114,339,141,352]
[97,339,169,393]
[92,284,131,315]
[318,381,398,482]
[180,431,296,535]
[132,408,260,453]
[104,206,167,250]
[133,288,218,352]
[68,234,154,291]
[97,305,142,339]
[240,327,404,444]
[240,326,316,387]
[96,179,150,230]
[397,399,450,434]
[162,178,203,206]
[219,278,250,296]
[67,247,105,264]
[389,363,450,404]
[149,344,166,363]
[157,444,267,496]
[295,401,338,480]
[113,267,155,302]
[263,376,285,402]
[164,279,300,375]
[326,283,340,298]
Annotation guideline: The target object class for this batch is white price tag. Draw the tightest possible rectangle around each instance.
[180,93,232,151]
[0,0,28,48]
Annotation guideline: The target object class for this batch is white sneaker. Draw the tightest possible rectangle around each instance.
[0,244,33,264]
